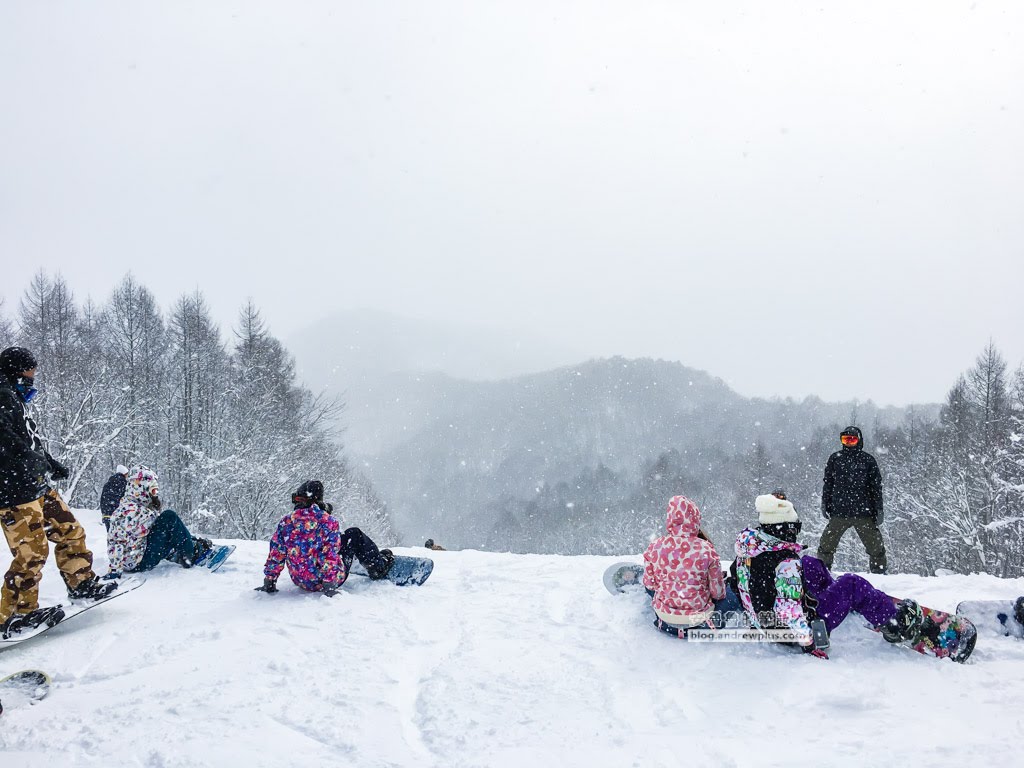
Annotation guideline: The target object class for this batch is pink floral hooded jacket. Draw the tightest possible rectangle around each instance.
[642,495,726,625]
[106,465,162,573]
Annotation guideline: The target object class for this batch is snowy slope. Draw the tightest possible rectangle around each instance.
[2,509,1023,768]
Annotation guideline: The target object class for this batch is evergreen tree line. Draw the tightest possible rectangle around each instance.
[485,343,1024,578]
[0,272,395,543]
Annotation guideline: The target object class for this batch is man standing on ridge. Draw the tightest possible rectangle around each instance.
[818,426,888,574]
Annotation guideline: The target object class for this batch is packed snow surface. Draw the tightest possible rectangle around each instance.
[2,509,1023,767]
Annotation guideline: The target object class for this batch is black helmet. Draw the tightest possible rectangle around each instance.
[292,479,325,508]
[0,346,37,382]
[840,426,864,449]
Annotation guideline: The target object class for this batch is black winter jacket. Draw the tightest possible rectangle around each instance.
[100,472,127,523]
[0,380,54,507]
[821,427,883,520]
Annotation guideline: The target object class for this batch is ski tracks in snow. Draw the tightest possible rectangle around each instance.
[3,510,1024,767]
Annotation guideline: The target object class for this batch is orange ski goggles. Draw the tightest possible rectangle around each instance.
[840,434,860,446]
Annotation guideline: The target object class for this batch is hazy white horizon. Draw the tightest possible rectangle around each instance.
[2,1,1022,406]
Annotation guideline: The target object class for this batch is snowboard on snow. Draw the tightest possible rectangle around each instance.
[869,597,977,663]
[602,562,750,640]
[603,562,645,595]
[350,555,433,586]
[956,597,1024,639]
[198,545,236,572]
[0,576,145,649]
[0,670,51,715]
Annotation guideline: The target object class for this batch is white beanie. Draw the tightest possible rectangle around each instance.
[755,494,798,525]
[116,464,129,475]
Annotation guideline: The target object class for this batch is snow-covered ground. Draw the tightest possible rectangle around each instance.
[2,509,1023,767]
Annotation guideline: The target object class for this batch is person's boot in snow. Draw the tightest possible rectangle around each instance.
[67,576,118,603]
[368,549,395,580]
[881,598,923,643]
[1,605,65,640]
[1014,596,1024,628]
[190,537,214,567]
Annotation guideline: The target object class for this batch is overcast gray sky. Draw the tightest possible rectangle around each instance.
[1,1,1021,405]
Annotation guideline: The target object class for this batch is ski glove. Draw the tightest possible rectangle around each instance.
[255,578,278,593]
[802,643,829,660]
[46,453,70,481]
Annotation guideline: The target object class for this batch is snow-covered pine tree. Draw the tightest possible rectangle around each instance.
[0,297,12,346]
[166,291,230,524]
[14,272,134,505]
[104,274,169,464]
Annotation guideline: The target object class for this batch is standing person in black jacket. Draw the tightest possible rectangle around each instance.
[818,426,887,574]
[100,464,129,530]
[0,346,116,638]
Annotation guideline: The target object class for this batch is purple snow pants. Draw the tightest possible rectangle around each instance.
[800,556,897,633]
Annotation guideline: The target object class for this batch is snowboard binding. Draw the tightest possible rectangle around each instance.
[882,598,923,644]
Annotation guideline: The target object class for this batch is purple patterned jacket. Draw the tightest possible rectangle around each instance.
[263,505,345,592]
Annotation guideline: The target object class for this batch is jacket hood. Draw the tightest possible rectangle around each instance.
[288,504,330,520]
[664,495,701,537]
[123,465,160,505]
[841,425,865,450]
[734,526,804,560]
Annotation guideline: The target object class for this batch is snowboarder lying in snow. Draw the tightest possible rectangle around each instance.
[642,495,742,636]
[255,480,394,595]
[424,539,446,551]
[106,465,216,576]
[730,492,922,658]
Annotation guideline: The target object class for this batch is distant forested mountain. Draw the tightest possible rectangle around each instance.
[335,356,936,562]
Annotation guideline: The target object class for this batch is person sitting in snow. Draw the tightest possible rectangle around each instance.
[255,480,395,595]
[731,491,922,658]
[642,495,742,636]
[106,465,215,576]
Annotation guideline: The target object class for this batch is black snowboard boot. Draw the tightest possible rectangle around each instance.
[1,605,66,640]
[189,537,214,567]
[68,576,118,603]
[1015,596,1024,628]
[881,598,923,643]
[368,549,395,580]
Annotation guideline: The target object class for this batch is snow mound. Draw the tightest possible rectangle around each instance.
[1,509,1023,767]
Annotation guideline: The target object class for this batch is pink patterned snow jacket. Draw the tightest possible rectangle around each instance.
[107,465,162,573]
[263,505,346,592]
[642,496,726,626]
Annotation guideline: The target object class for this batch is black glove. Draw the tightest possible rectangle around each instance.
[46,453,70,481]
[321,583,339,597]
[254,578,278,593]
